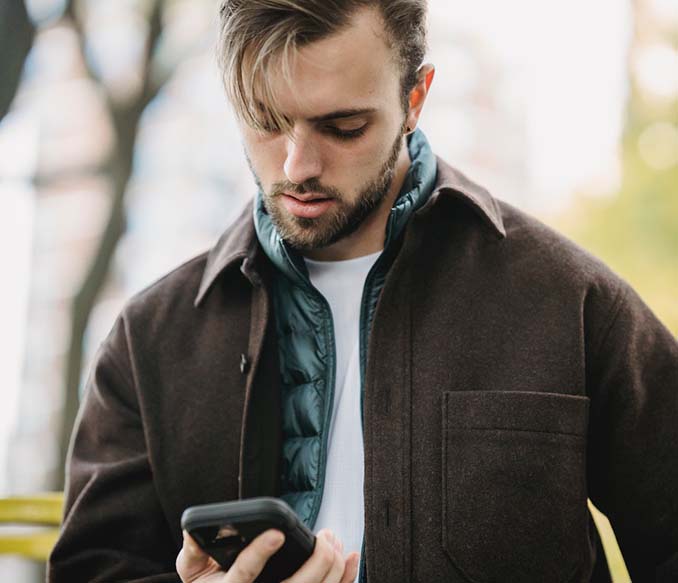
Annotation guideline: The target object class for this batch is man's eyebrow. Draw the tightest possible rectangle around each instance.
[253,102,376,124]
[306,108,377,123]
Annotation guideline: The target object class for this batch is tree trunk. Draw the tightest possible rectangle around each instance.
[54,0,166,490]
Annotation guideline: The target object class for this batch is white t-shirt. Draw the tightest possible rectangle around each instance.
[305,250,380,579]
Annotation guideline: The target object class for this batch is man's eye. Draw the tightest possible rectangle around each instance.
[325,124,368,140]
[259,122,281,134]
[256,115,288,134]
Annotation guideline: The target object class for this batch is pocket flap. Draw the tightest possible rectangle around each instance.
[445,390,589,436]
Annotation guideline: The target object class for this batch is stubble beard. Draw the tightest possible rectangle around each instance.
[254,124,406,251]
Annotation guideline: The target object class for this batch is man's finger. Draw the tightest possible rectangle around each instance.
[281,530,337,583]
[226,529,285,583]
[323,548,346,583]
[181,530,205,559]
[339,552,360,583]
[176,530,219,583]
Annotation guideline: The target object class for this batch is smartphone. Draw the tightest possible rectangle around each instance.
[181,497,315,582]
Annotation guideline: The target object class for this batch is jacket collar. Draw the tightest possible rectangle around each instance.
[194,203,259,306]
[195,151,505,307]
[428,156,506,238]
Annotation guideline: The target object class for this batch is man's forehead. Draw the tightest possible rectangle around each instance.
[249,8,400,118]
[297,8,393,65]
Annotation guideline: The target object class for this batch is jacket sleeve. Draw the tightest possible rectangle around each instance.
[586,280,678,581]
[48,315,181,583]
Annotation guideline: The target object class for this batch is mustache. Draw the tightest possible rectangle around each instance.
[270,178,342,199]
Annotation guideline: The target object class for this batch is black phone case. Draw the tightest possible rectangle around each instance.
[181,497,316,582]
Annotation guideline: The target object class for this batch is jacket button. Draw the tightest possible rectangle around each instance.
[240,354,250,374]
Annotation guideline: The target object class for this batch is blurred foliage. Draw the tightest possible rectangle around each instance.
[557,0,678,336]
[558,90,678,336]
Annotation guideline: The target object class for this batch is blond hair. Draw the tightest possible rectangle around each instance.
[217,0,427,133]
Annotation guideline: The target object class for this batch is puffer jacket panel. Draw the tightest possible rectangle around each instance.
[273,272,335,526]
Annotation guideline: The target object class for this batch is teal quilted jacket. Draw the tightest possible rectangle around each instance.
[253,129,438,529]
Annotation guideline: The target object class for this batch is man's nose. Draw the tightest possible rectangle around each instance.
[283,132,322,185]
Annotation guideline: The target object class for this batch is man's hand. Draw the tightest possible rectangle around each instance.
[177,528,360,583]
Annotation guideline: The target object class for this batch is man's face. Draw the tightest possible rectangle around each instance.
[240,8,409,252]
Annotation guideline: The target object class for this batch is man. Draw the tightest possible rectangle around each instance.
[49,1,678,582]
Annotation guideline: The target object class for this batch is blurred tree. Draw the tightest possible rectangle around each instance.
[559,0,678,335]
[0,0,35,121]
[55,0,169,490]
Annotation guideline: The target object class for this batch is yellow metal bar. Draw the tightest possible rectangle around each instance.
[0,493,64,526]
[588,499,631,583]
[0,492,632,574]
[0,529,61,561]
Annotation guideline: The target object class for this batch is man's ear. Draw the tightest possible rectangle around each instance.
[405,63,435,133]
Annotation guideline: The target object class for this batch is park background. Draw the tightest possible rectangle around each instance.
[1,0,677,581]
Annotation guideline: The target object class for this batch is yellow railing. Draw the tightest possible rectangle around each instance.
[589,499,631,583]
[0,492,64,561]
[0,491,631,580]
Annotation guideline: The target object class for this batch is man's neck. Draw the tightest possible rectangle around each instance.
[302,144,412,262]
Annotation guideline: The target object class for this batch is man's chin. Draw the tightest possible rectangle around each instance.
[271,212,340,251]
[280,230,337,252]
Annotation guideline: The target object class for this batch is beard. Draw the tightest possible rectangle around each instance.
[251,123,406,251]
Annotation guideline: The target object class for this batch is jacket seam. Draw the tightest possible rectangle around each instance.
[590,282,628,368]
[105,351,135,396]
[103,320,139,412]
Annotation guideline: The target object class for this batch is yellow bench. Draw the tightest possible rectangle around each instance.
[0,492,64,561]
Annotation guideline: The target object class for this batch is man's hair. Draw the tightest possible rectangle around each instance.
[216,0,428,133]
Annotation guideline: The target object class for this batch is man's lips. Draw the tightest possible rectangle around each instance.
[282,192,331,202]
[280,193,335,219]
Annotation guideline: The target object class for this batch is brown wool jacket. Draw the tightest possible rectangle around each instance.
[49,159,678,583]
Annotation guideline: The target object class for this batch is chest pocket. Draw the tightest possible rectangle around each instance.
[442,390,590,583]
